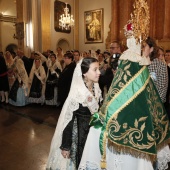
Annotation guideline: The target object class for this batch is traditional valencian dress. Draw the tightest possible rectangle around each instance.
[79,37,170,170]
[28,59,46,104]
[8,57,29,106]
[45,59,62,105]
[46,59,102,170]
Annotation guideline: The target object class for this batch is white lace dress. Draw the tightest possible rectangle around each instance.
[79,127,170,170]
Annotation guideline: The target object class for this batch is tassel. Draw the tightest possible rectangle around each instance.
[101,159,107,169]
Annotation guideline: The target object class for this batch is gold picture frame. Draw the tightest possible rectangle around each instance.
[84,8,103,43]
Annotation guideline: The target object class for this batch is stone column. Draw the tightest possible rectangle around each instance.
[16,0,24,50]
[74,0,79,50]
[163,0,170,39]
[110,0,119,41]
[41,0,51,52]
[105,0,119,49]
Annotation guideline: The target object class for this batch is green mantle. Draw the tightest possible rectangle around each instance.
[98,60,170,163]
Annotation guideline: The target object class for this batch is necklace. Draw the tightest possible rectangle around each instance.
[84,81,95,97]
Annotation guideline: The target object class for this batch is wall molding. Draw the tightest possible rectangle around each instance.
[0,14,16,23]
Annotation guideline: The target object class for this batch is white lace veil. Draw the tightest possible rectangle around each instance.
[46,59,102,170]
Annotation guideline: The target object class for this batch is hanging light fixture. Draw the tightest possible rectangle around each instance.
[59,3,74,30]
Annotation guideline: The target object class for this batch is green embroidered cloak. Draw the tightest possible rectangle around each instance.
[99,60,170,165]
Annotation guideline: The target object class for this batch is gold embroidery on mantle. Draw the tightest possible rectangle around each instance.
[105,78,170,161]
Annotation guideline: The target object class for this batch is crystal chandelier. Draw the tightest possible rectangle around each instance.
[59,3,74,30]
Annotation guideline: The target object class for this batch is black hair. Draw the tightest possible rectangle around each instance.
[81,57,98,76]
[95,49,101,55]
[34,52,40,56]
[0,51,3,56]
[145,37,157,61]
[64,52,74,61]
[50,53,56,59]
[73,50,80,56]
[11,51,17,58]
[104,51,110,55]
[166,50,170,53]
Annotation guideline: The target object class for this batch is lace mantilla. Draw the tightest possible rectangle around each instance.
[46,59,102,170]
[157,145,170,170]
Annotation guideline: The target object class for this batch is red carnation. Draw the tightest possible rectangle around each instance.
[127,23,132,31]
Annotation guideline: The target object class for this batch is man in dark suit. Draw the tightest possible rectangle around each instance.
[58,52,76,107]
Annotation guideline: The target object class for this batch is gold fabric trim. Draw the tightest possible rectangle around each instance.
[105,65,147,121]
[108,139,156,162]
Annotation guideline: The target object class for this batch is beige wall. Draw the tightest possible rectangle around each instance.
[0,0,111,53]
[0,0,17,52]
[0,0,16,16]
[78,0,111,53]
[1,22,17,52]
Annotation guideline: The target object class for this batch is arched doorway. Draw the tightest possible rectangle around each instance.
[56,39,70,54]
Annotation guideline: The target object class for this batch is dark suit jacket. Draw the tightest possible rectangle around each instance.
[58,62,76,105]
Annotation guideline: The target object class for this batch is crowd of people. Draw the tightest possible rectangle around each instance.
[1,37,169,110]
[0,48,103,107]
[0,44,133,108]
[1,1,170,169]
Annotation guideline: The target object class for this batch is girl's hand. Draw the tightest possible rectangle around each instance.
[61,150,70,158]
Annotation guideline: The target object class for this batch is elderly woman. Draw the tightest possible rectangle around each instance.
[28,57,46,105]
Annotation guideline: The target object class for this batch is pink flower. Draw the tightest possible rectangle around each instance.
[87,96,93,102]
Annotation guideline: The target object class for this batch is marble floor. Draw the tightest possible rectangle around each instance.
[0,102,170,170]
[0,103,60,170]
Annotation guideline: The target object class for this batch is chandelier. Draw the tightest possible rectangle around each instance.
[59,3,74,30]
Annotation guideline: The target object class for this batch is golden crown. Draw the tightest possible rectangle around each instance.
[124,0,150,43]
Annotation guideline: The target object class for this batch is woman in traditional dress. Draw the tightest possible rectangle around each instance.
[8,57,28,106]
[46,57,102,170]
[28,58,46,105]
[45,53,62,106]
[79,1,170,170]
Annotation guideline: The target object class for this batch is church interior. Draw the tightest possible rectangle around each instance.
[0,0,170,169]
